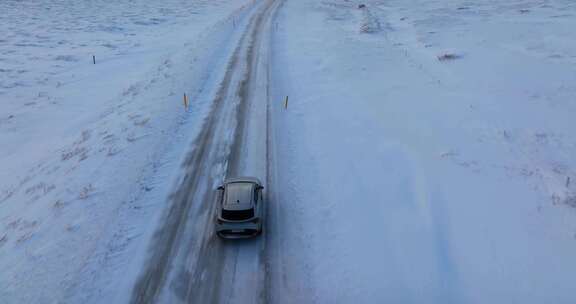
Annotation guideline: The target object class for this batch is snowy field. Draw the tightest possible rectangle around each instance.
[1,0,576,303]
[269,0,576,303]
[0,0,253,302]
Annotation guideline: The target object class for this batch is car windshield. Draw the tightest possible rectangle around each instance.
[221,208,254,221]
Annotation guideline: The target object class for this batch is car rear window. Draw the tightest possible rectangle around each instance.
[221,208,254,221]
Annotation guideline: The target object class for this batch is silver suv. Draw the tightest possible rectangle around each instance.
[215,177,264,239]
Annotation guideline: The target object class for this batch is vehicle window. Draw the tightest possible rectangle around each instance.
[221,208,254,220]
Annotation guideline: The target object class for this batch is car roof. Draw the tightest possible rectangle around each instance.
[223,182,254,210]
[224,176,262,185]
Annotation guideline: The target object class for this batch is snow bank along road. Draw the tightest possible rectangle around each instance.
[131,0,281,303]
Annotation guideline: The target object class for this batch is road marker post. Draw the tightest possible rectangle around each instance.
[93,55,96,64]
[183,93,189,111]
[284,95,289,109]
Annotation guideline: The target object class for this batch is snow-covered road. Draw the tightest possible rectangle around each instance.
[131,1,280,303]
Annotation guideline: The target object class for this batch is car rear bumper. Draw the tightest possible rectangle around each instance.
[216,221,261,239]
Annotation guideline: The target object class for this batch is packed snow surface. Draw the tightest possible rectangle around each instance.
[1,0,576,303]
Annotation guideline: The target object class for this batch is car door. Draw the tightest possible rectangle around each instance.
[256,184,264,219]
[216,185,225,216]
[259,186,264,219]
[253,185,261,218]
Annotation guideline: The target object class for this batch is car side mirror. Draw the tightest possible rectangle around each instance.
[257,185,264,190]
[217,186,224,191]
